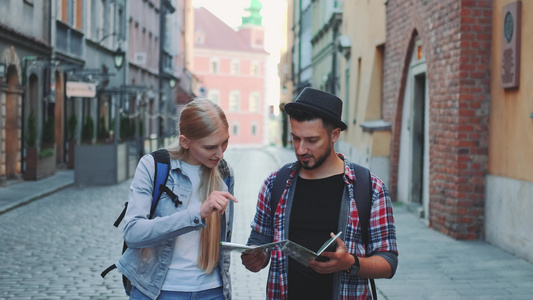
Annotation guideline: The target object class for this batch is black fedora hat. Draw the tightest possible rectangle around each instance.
[284,87,347,131]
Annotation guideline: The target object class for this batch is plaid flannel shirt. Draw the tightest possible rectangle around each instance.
[249,154,398,299]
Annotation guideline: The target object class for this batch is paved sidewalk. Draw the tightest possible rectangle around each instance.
[378,205,533,299]
[0,169,74,215]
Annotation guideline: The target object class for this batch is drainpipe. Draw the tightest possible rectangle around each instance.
[330,14,340,95]
[297,0,302,95]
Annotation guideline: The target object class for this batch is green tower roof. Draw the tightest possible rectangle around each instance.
[242,0,263,26]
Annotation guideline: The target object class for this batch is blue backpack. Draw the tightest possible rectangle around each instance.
[101,148,232,295]
[100,148,173,295]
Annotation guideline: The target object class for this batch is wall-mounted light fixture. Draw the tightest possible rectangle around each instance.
[114,47,125,69]
[169,78,176,88]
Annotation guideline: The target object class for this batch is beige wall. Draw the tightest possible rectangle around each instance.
[338,1,387,158]
[489,0,533,182]
[486,0,533,263]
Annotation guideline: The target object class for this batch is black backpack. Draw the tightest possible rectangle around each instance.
[100,148,174,295]
[270,162,377,299]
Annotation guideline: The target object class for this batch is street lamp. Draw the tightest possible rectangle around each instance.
[114,46,125,69]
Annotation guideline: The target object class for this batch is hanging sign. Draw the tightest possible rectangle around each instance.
[66,81,96,98]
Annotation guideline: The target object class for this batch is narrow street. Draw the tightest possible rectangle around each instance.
[1,146,532,299]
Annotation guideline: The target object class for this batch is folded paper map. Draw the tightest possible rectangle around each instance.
[221,232,342,266]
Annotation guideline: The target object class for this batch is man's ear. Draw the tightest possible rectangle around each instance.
[179,135,189,149]
[331,128,341,142]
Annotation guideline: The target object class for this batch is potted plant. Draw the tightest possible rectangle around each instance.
[97,116,110,143]
[24,110,57,180]
[81,115,95,145]
[120,115,133,141]
[42,116,55,147]
[26,109,38,148]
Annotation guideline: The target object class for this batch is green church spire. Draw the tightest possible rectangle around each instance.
[242,0,263,26]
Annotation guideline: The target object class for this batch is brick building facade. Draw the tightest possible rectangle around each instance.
[383,0,492,239]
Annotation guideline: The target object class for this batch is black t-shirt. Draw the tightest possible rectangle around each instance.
[287,174,344,300]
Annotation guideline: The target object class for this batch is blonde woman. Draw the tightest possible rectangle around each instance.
[116,98,238,300]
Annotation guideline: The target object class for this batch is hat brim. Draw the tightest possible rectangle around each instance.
[284,102,347,131]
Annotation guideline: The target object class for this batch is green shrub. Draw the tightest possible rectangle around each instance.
[120,116,134,140]
[26,109,38,147]
[68,114,78,141]
[39,147,54,158]
[42,116,55,145]
[98,116,110,142]
[81,115,94,144]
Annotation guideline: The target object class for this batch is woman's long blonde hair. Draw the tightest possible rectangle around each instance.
[166,98,229,273]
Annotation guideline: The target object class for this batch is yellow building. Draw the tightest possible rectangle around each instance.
[486,0,533,263]
[336,1,390,187]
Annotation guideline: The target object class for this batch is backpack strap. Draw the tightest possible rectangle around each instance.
[270,163,293,219]
[101,149,171,280]
[353,164,371,246]
[150,148,171,218]
[353,163,377,300]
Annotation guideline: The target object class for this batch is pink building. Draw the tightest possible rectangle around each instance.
[192,5,268,146]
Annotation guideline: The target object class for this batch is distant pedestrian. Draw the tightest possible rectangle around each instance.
[116,98,238,299]
[241,87,398,299]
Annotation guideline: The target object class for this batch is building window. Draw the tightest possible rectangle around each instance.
[251,123,258,136]
[56,0,62,20]
[229,91,240,112]
[98,0,105,42]
[210,58,219,74]
[66,0,77,27]
[232,123,240,136]
[251,62,259,76]
[109,2,115,47]
[208,90,220,106]
[118,7,124,41]
[86,0,93,39]
[249,92,260,113]
[195,30,205,44]
[230,60,240,75]
[343,58,350,125]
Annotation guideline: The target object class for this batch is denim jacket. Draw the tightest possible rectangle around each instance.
[116,154,235,300]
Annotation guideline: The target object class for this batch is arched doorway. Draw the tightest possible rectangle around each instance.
[397,36,430,221]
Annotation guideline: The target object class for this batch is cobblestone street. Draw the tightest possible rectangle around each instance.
[1,146,533,299]
[0,181,128,299]
[0,147,295,299]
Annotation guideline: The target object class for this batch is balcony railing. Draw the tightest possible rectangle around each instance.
[56,21,84,58]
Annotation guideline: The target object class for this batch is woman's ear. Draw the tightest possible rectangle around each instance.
[179,135,189,149]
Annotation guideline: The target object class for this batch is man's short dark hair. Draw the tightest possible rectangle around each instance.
[286,107,336,132]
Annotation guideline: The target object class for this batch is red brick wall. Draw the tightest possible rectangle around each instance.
[383,0,492,239]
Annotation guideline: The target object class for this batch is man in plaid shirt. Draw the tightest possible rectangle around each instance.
[241,88,398,299]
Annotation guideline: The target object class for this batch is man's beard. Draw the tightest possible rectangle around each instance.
[299,146,331,170]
